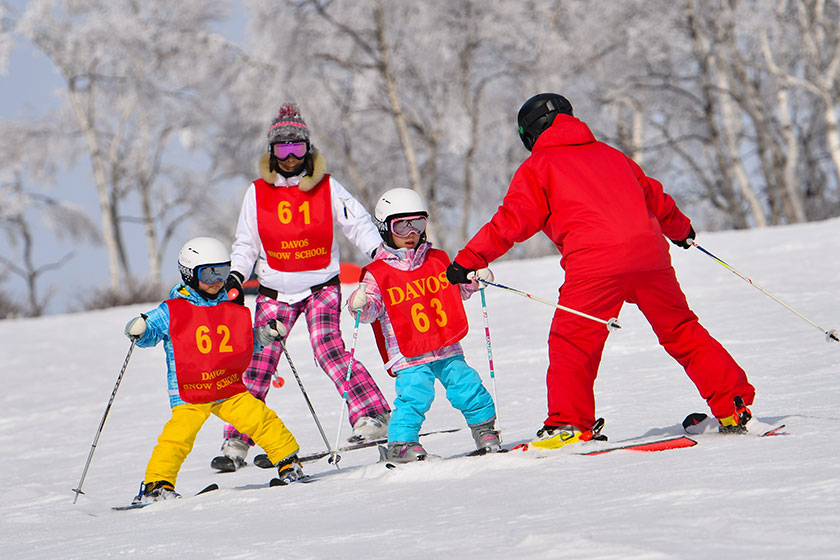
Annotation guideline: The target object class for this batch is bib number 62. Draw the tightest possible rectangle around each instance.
[195,324,234,354]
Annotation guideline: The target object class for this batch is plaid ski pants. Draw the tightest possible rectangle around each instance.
[224,285,390,446]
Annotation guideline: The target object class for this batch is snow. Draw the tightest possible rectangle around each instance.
[2,219,840,559]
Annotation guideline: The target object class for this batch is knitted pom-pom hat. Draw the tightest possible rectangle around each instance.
[267,103,310,146]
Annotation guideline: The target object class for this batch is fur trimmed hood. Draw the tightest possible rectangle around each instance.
[258,148,327,192]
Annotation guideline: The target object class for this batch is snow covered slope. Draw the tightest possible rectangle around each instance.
[2,219,839,559]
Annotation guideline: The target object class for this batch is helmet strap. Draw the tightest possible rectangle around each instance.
[195,286,225,302]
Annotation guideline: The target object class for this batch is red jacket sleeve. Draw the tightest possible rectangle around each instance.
[626,157,691,241]
[455,163,549,270]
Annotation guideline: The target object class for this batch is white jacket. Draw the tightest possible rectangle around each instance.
[231,149,381,303]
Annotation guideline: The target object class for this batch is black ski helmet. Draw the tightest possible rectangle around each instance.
[517,93,574,151]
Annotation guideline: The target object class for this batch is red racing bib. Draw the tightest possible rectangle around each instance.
[255,177,334,272]
[167,299,252,403]
[364,249,469,358]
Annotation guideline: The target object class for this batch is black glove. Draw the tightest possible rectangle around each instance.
[225,271,245,305]
[670,226,696,250]
[446,261,473,285]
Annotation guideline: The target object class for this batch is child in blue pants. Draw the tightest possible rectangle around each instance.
[347,188,499,462]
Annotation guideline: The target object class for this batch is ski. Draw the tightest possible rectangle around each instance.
[195,482,220,495]
[252,427,462,468]
[761,425,788,437]
[384,447,508,468]
[269,475,318,486]
[112,483,219,511]
[682,412,788,437]
[577,435,697,455]
[510,434,698,455]
[382,434,696,469]
[465,447,510,457]
[210,455,246,473]
[382,454,443,470]
[113,503,152,511]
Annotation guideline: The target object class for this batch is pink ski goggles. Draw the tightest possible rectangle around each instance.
[272,141,309,160]
[390,215,427,238]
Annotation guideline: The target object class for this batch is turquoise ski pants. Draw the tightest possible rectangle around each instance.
[388,355,495,443]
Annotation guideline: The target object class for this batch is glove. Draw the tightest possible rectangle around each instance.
[469,267,494,289]
[670,226,696,250]
[474,268,494,283]
[124,316,147,340]
[446,261,473,285]
[255,319,287,347]
[348,287,368,313]
[225,271,245,305]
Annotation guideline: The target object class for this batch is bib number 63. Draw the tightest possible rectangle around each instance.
[410,299,447,333]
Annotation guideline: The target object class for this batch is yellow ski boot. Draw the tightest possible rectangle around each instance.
[530,418,605,449]
[717,396,752,434]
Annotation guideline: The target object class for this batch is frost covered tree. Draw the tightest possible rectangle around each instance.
[15,0,245,296]
[0,120,98,316]
[0,181,97,316]
[230,0,840,247]
[0,1,13,74]
[239,0,541,254]
[532,0,840,230]
[3,0,840,317]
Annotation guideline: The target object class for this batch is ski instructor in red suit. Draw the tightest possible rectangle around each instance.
[445,93,756,448]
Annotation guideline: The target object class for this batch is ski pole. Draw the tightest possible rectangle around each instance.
[691,240,839,343]
[279,340,341,468]
[479,287,502,442]
[332,310,361,461]
[478,278,621,332]
[72,340,136,503]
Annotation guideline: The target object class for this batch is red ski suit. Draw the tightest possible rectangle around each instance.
[454,114,755,429]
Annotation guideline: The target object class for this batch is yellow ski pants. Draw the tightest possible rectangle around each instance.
[144,391,298,485]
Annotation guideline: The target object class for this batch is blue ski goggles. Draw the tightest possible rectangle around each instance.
[196,263,231,285]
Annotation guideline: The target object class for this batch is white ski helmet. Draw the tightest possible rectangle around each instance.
[374,188,429,241]
[373,188,429,247]
[177,237,231,288]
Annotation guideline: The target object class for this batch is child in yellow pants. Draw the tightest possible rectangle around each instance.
[124,237,304,503]
[144,392,297,485]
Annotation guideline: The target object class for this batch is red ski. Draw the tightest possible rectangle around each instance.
[510,434,697,455]
[683,412,788,437]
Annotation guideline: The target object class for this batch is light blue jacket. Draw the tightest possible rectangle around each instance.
[136,284,258,408]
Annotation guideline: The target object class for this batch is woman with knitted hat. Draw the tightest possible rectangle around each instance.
[213,103,391,471]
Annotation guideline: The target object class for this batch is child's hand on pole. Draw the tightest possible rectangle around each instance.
[348,287,368,313]
[124,316,147,340]
[471,268,494,289]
